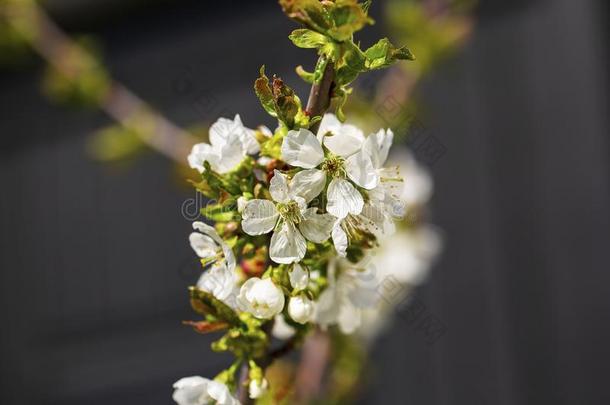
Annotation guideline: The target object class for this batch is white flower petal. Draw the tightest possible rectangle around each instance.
[281,128,325,169]
[337,300,361,334]
[270,221,307,264]
[187,143,217,173]
[189,233,217,259]
[289,263,309,291]
[233,114,260,154]
[272,314,296,340]
[197,263,237,303]
[192,221,236,270]
[215,132,246,173]
[288,295,315,324]
[363,128,393,168]
[172,376,210,405]
[326,178,364,219]
[269,170,290,203]
[331,222,348,257]
[298,208,335,243]
[241,199,279,235]
[318,114,365,157]
[237,277,285,319]
[289,169,327,203]
[346,150,379,189]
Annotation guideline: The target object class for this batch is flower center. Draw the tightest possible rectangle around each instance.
[276,201,303,224]
[321,155,346,178]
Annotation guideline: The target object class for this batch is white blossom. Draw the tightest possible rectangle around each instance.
[172,376,240,405]
[190,222,238,306]
[188,115,258,174]
[288,295,315,324]
[271,314,296,340]
[315,259,379,334]
[241,170,334,264]
[281,114,382,219]
[289,263,309,291]
[248,378,269,399]
[236,277,285,319]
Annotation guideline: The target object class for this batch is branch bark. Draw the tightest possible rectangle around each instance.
[305,60,335,134]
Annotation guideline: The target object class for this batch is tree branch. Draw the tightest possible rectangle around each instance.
[6,2,197,163]
[305,59,335,134]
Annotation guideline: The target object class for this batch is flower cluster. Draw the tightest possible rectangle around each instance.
[172,1,421,402]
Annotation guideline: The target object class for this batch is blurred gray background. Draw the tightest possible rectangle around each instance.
[1,0,608,404]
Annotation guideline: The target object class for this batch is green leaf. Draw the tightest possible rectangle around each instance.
[289,28,329,49]
[334,42,366,86]
[279,0,332,34]
[364,37,415,70]
[189,287,242,326]
[272,76,301,129]
[327,0,374,41]
[254,66,277,117]
[201,202,239,222]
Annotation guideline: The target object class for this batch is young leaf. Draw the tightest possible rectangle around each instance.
[272,76,300,129]
[364,37,415,70]
[254,66,277,117]
[289,28,329,49]
[189,287,242,326]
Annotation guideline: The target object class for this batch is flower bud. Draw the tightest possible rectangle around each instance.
[249,378,269,399]
[288,295,314,324]
[237,278,285,319]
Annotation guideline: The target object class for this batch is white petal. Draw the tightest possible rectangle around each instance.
[363,128,393,168]
[318,114,365,157]
[270,221,307,264]
[215,132,246,173]
[197,263,237,302]
[281,128,325,169]
[337,300,361,334]
[289,263,309,291]
[189,233,217,259]
[314,286,340,328]
[272,314,296,340]
[241,199,279,235]
[345,150,379,189]
[269,170,290,203]
[172,376,210,405]
[326,178,364,219]
[331,222,348,257]
[193,221,236,269]
[289,169,327,203]
[298,208,335,243]
[187,143,217,172]
[233,114,260,154]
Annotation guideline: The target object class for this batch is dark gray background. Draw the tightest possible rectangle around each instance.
[1,0,608,404]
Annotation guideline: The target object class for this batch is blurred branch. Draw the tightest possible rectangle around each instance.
[2,0,197,163]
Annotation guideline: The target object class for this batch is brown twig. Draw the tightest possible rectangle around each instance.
[5,2,197,163]
[305,59,335,134]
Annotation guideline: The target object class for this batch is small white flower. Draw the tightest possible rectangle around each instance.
[172,376,240,405]
[289,263,309,291]
[241,170,334,264]
[315,259,379,334]
[288,295,315,324]
[271,314,296,340]
[248,378,269,399]
[237,277,285,319]
[188,115,258,174]
[190,222,235,267]
[190,222,238,306]
[281,114,381,219]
